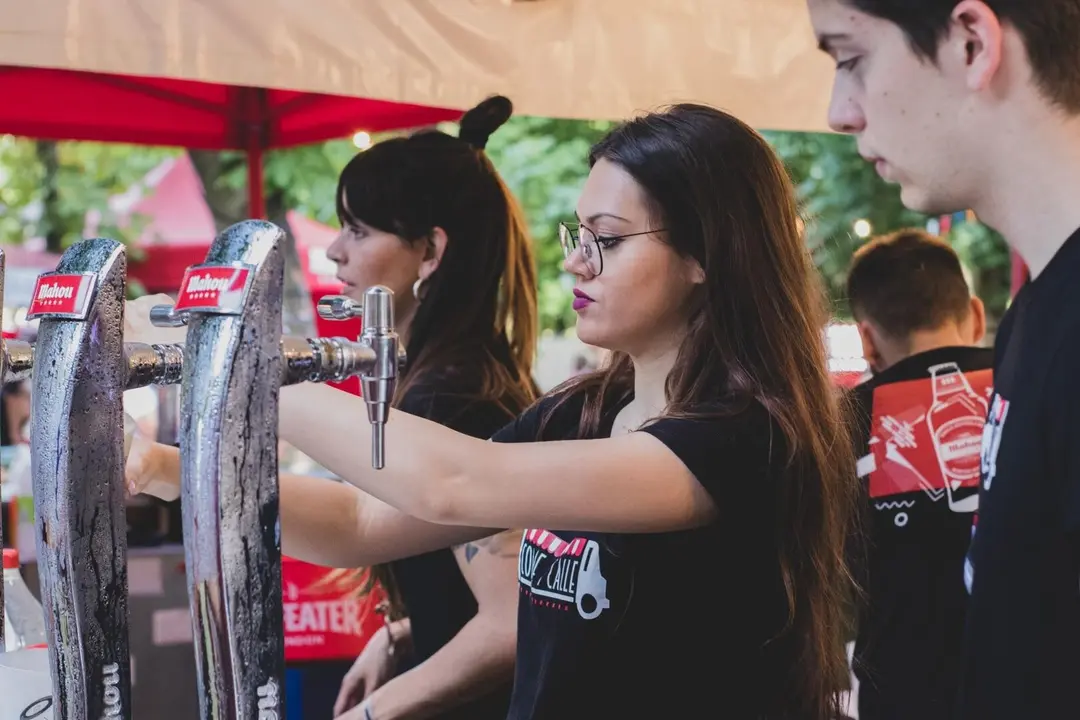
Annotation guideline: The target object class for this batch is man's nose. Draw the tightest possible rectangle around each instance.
[828,85,866,135]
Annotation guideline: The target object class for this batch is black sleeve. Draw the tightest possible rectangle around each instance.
[638,404,780,513]
[490,397,555,445]
[396,382,513,441]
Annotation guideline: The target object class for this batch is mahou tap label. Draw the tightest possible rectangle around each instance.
[174,265,253,314]
[26,273,96,319]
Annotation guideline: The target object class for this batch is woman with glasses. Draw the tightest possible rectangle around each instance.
[126,96,537,720]
[130,103,857,718]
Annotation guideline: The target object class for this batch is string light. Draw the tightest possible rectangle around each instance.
[352,131,372,150]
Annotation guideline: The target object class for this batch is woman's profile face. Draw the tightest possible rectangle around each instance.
[327,193,427,317]
[567,159,703,357]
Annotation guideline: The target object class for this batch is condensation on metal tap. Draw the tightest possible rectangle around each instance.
[179,220,287,717]
[30,238,132,718]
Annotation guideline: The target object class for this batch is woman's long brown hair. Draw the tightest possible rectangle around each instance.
[320,96,539,616]
[541,105,858,718]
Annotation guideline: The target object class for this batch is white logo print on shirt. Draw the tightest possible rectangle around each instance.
[980,393,1010,492]
[518,529,611,620]
[966,391,1011,594]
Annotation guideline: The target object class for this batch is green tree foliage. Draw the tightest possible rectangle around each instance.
[764,130,1011,325]
[483,117,616,333]
[0,135,178,253]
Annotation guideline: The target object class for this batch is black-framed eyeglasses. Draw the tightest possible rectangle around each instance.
[558,222,665,276]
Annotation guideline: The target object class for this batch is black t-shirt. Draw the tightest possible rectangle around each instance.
[492,392,807,719]
[957,228,1080,719]
[848,347,993,720]
[390,377,518,720]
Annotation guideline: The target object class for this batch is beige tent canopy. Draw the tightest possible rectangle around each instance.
[0,0,834,131]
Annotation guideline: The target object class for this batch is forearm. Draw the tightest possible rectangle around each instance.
[279,384,485,522]
[280,472,369,567]
[368,613,515,720]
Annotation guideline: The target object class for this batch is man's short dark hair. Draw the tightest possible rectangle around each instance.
[845,0,1080,112]
[847,229,972,340]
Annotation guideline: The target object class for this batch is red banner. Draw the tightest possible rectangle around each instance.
[282,556,385,662]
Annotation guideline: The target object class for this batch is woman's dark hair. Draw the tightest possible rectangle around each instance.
[335,95,538,416]
[541,104,857,718]
[330,96,540,613]
[1,381,26,446]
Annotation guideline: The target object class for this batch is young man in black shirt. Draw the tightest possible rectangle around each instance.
[846,230,991,720]
[808,1,1080,716]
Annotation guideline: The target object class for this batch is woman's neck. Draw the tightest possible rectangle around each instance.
[629,344,680,418]
[395,306,415,349]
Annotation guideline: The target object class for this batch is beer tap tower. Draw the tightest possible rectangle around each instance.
[25,238,184,720]
[148,219,401,719]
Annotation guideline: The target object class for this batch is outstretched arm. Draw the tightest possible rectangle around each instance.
[279,384,719,534]
[126,441,500,567]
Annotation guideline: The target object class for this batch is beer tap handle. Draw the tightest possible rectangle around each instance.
[150,304,189,328]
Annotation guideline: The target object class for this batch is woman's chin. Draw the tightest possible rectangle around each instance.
[573,322,611,352]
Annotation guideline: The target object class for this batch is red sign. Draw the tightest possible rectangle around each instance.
[25,273,95,319]
[867,363,992,511]
[174,265,253,314]
[281,556,385,662]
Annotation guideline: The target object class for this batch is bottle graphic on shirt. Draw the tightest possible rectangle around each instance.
[926,362,986,513]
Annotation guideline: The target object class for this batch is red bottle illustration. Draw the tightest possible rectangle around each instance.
[925,362,986,512]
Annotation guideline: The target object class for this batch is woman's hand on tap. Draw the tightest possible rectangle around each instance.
[124,427,181,503]
[124,293,186,346]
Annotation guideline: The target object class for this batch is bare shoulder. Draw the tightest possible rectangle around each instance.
[453,529,523,564]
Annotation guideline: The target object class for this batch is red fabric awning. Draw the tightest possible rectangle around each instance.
[0,66,459,150]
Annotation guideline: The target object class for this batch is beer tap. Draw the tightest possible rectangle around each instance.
[147,219,403,720]
[152,286,404,469]
[25,238,185,720]
[151,220,291,720]
[315,289,400,469]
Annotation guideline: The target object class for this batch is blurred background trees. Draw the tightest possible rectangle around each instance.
[0,120,1011,330]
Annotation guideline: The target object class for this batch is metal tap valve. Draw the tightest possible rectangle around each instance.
[317,287,402,469]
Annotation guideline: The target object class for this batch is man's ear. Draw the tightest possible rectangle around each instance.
[857,320,886,374]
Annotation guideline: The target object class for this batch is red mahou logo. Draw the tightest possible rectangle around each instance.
[26,273,95,319]
[174,266,252,313]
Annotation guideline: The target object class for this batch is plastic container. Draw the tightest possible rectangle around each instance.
[3,548,48,652]
[0,647,55,720]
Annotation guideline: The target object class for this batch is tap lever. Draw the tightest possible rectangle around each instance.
[150,304,189,328]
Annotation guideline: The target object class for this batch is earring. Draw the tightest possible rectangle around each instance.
[412,278,425,301]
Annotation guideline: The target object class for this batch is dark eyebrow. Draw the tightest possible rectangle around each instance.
[816,32,852,55]
[577,212,630,225]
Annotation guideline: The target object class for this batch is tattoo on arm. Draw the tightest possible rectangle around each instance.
[456,529,522,563]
